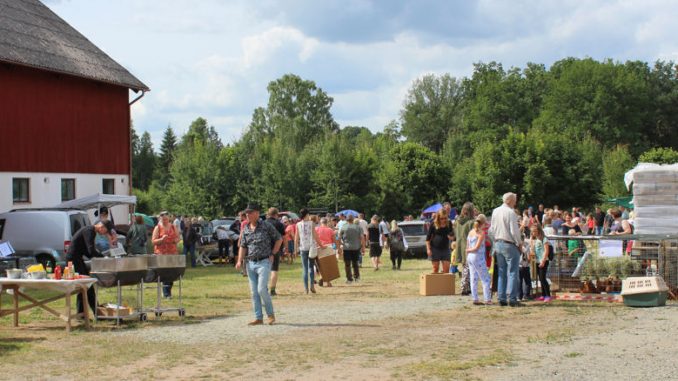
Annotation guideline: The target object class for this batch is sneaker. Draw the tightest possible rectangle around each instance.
[267,315,275,325]
[248,319,263,326]
[345,280,353,284]
[354,278,360,283]
[310,286,316,294]
[499,301,508,307]
[536,296,545,301]
[544,297,552,303]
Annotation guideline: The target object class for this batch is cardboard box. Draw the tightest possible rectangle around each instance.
[420,273,455,296]
[97,305,132,317]
[317,252,340,282]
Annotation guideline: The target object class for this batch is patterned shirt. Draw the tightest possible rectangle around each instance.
[241,220,282,260]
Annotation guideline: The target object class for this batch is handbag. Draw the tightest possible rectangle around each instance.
[309,244,318,259]
[389,230,405,252]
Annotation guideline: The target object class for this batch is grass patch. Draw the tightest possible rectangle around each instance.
[404,350,512,379]
[565,352,582,358]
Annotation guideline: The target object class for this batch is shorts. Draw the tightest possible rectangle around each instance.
[369,243,382,257]
[271,252,280,272]
[430,247,451,262]
[287,240,294,254]
[343,249,360,262]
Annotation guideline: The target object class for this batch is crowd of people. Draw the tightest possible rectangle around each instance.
[116,197,635,324]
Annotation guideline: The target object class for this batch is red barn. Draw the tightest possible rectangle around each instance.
[0,0,149,223]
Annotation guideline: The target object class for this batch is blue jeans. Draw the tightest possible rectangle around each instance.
[595,227,603,236]
[184,243,196,267]
[495,241,520,303]
[300,251,315,292]
[246,258,274,320]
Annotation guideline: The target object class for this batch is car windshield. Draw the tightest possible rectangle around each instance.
[69,214,89,235]
[400,224,426,235]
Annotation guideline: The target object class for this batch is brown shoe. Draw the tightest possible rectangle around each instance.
[248,319,263,326]
[267,315,275,325]
[310,286,316,294]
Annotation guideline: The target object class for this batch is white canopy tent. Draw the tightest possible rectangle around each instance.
[54,193,137,225]
[55,193,137,210]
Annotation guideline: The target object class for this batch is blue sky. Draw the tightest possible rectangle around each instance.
[45,0,678,149]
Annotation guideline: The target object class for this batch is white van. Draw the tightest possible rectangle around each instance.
[0,209,91,268]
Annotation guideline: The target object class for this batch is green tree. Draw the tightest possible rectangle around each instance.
[638,147,678,164]
[181,117,222,149]
[602,145,635,198]
[156,126,177,189]
[132,131,156,190]
[243,74,338,150]
[400,74,463,152]
[535,58,652,153]
[166,140,224,217]
[377,142,445,220]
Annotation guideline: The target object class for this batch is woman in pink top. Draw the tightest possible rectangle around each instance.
[316,217,338,287]
[152,211,180,298]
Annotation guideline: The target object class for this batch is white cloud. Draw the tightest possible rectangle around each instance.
[46,0,678,147]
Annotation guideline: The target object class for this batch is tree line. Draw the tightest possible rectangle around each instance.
[131,57,678,220]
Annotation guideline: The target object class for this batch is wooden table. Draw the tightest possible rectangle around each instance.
[0,278,97,332]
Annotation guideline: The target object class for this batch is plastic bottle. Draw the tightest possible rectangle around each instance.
[63,266,70,280]
[54,265,62,280]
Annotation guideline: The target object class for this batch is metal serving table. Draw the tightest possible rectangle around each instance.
[90,256,148,324]
[141,254,186,318]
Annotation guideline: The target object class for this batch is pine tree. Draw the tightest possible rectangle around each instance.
[156,125,177,188]
[133,131,156,190]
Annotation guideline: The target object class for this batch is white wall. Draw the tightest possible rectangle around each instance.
[0,172,131,224]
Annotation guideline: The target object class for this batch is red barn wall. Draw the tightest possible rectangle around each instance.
[0,63,130,174]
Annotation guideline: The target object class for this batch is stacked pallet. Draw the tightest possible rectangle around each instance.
[625,163,678,235]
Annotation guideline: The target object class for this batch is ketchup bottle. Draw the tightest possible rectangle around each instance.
[54,265,62,280]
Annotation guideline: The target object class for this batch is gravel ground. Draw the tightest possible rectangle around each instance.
[493,304,678,381]
[120,295,466,344]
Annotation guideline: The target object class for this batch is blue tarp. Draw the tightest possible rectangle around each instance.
[422,203,443,214]
[336,209,360,217]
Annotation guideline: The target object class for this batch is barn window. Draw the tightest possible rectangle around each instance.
[61,179,76,201]
[102,178,115,194]
[12,178,30,203]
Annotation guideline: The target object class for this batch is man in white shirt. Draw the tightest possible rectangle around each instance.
[489,192,523,307]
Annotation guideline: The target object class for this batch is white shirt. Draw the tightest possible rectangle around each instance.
[296,220,314,251]
[215,227,229,240]
[358,219,369,237]
[489,203,523,247]
[378,220,390,247]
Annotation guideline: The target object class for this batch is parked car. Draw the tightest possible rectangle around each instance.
[211,218,236,230]
[397,220,429,257]
[0,208,92,269]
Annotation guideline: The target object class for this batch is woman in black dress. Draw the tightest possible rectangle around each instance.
[426,209,455,273]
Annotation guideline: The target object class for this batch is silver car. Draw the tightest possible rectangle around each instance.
[398,220,429,257]
[0,209,91,269]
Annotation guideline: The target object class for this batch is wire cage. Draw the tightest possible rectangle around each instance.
[542,234,678,298]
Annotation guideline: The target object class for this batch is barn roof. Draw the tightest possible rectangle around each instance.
[0,0,149,91]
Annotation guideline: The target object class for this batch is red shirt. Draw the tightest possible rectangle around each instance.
[284,224,296,241]
[315,225,335,246]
